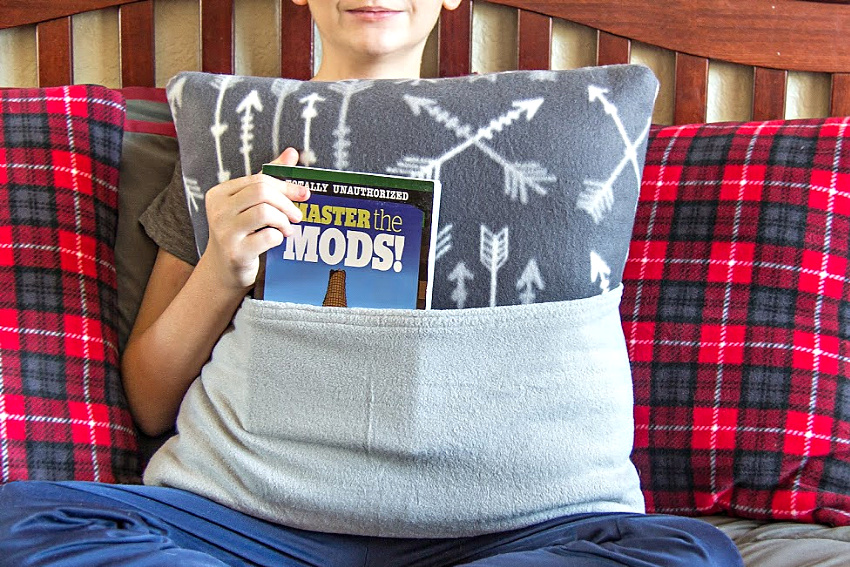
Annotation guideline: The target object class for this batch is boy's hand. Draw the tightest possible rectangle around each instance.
[201,147,310,291]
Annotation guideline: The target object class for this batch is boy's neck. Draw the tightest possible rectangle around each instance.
[311,50,424,82]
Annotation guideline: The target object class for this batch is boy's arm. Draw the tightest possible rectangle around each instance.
[121,149,308,437]
[121,249,244,437]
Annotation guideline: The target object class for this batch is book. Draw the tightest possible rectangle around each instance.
[255,164,441,309]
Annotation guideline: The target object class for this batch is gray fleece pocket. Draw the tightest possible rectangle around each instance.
[241,290,623,447]
[146,286,645,537]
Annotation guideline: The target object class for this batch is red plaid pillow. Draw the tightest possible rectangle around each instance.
[623,118,850,526]
[0,85,139,483]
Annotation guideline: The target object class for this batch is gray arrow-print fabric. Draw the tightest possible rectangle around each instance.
[167,66,658,308]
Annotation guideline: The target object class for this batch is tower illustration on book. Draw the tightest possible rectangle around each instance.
[255,164,441,309]
[322,269,348,307]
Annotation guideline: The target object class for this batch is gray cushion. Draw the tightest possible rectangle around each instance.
[166,66,658,308]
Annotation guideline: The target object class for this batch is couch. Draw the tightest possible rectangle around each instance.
[1,0,849,564]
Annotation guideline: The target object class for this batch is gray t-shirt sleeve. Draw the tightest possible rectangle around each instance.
[139,158,200,266]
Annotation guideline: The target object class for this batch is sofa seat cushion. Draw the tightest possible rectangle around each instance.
[703,515,850,567]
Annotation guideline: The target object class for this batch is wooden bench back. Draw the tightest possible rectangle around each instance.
[2,0,848,123]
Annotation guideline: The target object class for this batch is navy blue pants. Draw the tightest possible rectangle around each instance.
[0,481,742,567]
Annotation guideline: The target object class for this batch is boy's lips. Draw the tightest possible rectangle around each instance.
[345,5,403,19]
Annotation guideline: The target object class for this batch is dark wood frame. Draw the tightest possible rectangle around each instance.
[2,0,849,123]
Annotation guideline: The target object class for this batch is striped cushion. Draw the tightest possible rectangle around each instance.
[624,118,850,526]
[0,85,139,483]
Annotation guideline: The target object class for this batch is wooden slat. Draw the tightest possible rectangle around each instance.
[438,0,472,77]
[517,9,551,70]
[200,0,234,74]
[597,31,630,66]
[119,0,155,87]
[752,67,787,121]
[280,1,313,80]
[1,0,138,29]
[37,18,73,87]
[831,73,850,116]
[674,52,709,124]
[485,0,850,74]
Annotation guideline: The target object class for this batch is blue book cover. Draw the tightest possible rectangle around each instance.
[256,164,441,309]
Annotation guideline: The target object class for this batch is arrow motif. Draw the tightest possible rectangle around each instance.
[271,79,301,156]
[590,250,612,293]
[578,86,651,223]
[210,75,241,184]
[588,86,641,181]
[328,80,374,169]
[404,96,474,139]
[386,156,441,180]
[516,258,545,304]
[576,178,615,224]
[448,261,474,308]
[236,90,263,176]
[504,162,556,204]
[392,78,441,86]
[446,98,543,162]
[434,223,453,261]
[299,92,325,167]
[527,70,559,82]
[389,97,554,202]
[166,75,187,117]
[467,74,499,83]
[183,177,204,215]
[480,225,509,307]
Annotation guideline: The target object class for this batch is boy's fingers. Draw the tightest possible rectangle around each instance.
[265,148,309,202]
[269,147,300,166]
[283,180,310,203]
[266,148,308,201]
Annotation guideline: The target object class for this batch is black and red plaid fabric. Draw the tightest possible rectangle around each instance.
[0,85,139,483]
[623,118,850,526]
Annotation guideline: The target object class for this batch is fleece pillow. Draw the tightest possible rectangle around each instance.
[115,87,178,352]
[166,67,659,307]
[623,117,850,526]
[0,85,139,483]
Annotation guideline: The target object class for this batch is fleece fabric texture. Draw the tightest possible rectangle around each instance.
[144,287,645,537]
[166,66,659,308]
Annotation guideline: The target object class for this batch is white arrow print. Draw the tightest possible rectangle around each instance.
[236,90,263,176]
[578,86,651,223]
[166,75,187,117]
[391,97,554,202]
[434,224,453,261]
[299,92,325,166]
[480,225,509,307]
[404,95,474,139]
[448,261,474,308]
[183,177,203,215]
[516,258,545,304]
[590,250,612,293]
[588,85,642,180]
[271,79,301,156]
[392,77,441,86]
[210,75,240,183]
[329,81,374,169]
[437,98,542,164]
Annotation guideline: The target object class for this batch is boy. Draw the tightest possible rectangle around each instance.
[0,0,743,565]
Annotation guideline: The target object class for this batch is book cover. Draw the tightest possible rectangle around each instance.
[255,164,441,309]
